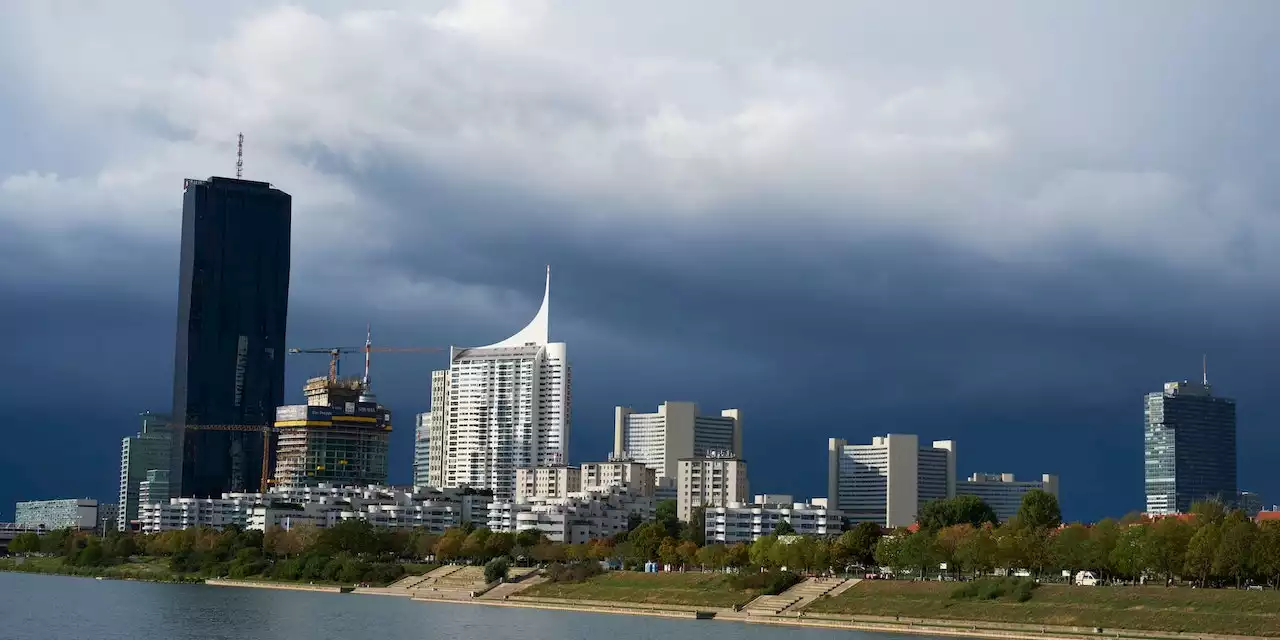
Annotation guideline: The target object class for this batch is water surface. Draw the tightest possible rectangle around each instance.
[0,572,928,640]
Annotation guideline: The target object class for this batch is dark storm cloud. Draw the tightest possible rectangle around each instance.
[2,1,1280,521]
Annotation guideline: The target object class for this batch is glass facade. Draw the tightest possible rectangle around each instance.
[171,177,291,497]
[1144,381,1237,515]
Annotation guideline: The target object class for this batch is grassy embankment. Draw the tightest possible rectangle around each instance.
[523,572,769,608]
[0,555,437,587]
[805,580,1280,637]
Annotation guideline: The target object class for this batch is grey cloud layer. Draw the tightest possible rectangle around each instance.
[1,0,1278,519]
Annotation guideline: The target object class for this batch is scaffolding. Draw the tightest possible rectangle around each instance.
[273,404,391,489]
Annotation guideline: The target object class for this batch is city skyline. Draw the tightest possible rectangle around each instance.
[3,2,1280,523]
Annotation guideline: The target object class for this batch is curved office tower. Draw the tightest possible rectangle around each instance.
[170,177,291,498]
[428,268,571,499]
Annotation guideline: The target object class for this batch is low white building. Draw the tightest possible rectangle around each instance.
[958,473,1059,522]
[516,465,582,502]
[488,487,653,543]
[138,485,492,533]
[581,457,656,497]
[676,453,748,522]
[704,495,842,543]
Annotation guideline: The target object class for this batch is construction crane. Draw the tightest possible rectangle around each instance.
[287,325,444,385]
[182,423,274,493]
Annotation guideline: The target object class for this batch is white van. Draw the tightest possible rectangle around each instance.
[1074,571,1099,586]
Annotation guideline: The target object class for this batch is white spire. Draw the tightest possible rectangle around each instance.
[477,266,551,348]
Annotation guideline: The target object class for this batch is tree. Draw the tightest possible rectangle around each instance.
[484,532,515,560]
[435,529,467,562]
[1190,500,1227,527]
[1144,517,1192,584]
[676,540,699,569]
[461,528,491,561]
[658,539,680,567]
[1253,521,1280,588]
[1016,490,1062,531]
[629,522,667,563]
[874,535,903,572]
[1214,517,1256,588]
[484,557,510,583]
[515,529,544,549]
[836,522,882,569]
[935,525,972,577]
[1184,523,1221,587]
[655,500,681,538]
[1088,519,1121,580]
[725,543,750,568]
[956,526,998,577]
[899,531,939,578]
[8,532,40,554]
[918,496,998,532]
[1051,524,1091,573]
[1109,525,1148,581]
[681,507,706,546]
[750,535,777,568]
[774,521,796,536]
[697,543,728,570]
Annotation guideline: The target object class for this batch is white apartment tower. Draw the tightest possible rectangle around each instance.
[427,268,570,500]
[614,402,742,483]
[827,434,956,528]
[413,411,431,487]
[676,454,749,522]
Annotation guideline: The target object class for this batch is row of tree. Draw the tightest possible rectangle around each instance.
[11,490,1278,588]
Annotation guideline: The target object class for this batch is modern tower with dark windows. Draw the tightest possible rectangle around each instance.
[1144,379,1237,515]
[170,177,291,498]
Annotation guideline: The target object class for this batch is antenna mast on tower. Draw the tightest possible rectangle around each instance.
[236,133,244,179]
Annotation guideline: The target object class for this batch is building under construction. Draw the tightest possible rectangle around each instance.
[272,377,391,489]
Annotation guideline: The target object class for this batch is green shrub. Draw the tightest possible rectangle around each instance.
[728,570,802,595]
[545,561,603,583]
[484,557,510,583]
[950,578,1038,603]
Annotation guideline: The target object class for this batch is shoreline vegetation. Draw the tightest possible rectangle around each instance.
[6,493,1280,639]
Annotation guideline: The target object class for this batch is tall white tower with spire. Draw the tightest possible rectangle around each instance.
[426,267,570,499]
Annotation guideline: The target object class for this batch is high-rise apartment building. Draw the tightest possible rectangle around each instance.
[613,402,742,483]
[827,435,956,528]
[413,411,432,486]
[427,268,570,500]
[1145,380,1237,515]
[171,177,291,498]
[118,411,172,531]
[676,453,749,522]
[425,370,448,487]
[15,499,99,530]
[958,473,1059,522]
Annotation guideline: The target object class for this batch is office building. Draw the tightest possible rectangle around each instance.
[958,473,1059,522]
[516,466,582,502]
[676,453,748,522]
[171,176,292,498]
[1239,491,1265,518]
[428,268,570,500]
[15,499,99,530]
[413,411,432,486]
[96,504,119,536]
[273,396,392,489]
[582,456,657,497]
[424,371,448,487]
[1144,380,1237,515]
[138,470,170,513]
[704,495,841,544]
[614,402,742,483]
[118,411,171,531]
[827,435,956,528]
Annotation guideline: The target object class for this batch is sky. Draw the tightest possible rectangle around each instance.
[2,0,1278,523]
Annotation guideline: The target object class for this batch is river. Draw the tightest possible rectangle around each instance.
[0,572,934,640]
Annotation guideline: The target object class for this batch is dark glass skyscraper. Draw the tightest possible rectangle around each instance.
[170,177,291,497]
[1144,380,1236,515]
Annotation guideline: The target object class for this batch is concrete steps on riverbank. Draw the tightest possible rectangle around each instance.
[480,573,545,600]
[742,577,860,615]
